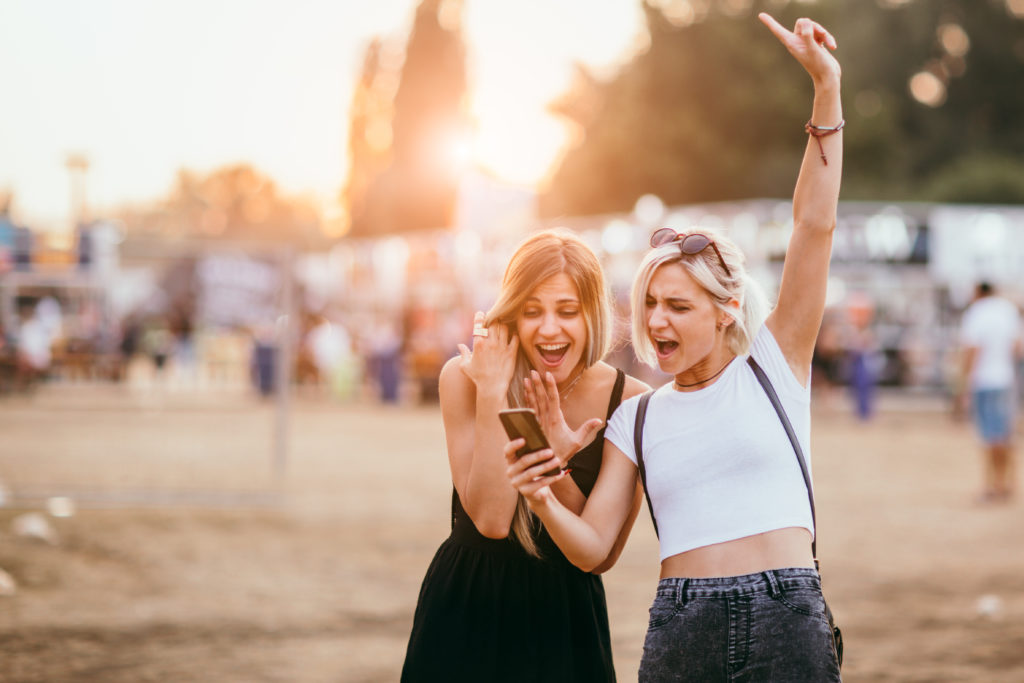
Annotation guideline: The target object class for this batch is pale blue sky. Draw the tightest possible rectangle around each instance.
[0,0,645,232]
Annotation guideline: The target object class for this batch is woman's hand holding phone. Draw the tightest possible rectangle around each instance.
[503,440,570,505]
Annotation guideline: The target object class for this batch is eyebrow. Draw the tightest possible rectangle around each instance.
[649,295,695,305]
[524,297,580,304]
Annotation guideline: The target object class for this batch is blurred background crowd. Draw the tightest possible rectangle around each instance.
[2,0,1023,413]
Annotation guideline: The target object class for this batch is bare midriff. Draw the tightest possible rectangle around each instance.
[659,527,815,579]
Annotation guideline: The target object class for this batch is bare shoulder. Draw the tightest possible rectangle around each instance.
[594,361,651,399]
[621,374,652,400]
[439,356,473,413]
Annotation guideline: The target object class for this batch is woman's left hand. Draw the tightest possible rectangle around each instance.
[758,12,841,85]
[524,369,604,468]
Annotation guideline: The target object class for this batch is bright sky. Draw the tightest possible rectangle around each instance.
[0,0,645,232]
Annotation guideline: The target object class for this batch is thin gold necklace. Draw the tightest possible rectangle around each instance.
[674,358,733,390]
[559,368,586,401]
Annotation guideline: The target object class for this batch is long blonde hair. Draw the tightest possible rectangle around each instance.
[630,227,769,368]
[486,229,613,556]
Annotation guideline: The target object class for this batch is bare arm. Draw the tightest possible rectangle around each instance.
[589,375,651,573]
[759,13,843,385]
[445,312,526,538]
[507,441,640,573]
[440,358,518,538]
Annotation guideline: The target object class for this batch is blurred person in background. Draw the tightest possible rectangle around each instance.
[401,229,649,682]
[14,302,53,390]
[844,294,880,421]
[506,14,843,681]
[369,315,403,403]
[958,281,1023,503]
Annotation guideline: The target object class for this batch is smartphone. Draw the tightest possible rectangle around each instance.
[498,408,565,477]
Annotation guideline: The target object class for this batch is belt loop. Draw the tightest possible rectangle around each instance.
[763,570,781,598]
[675,579,690,606]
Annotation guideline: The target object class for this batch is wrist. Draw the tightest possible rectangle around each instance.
[812,74,841,95]
[475,386,508,406]
[525,489,555,513]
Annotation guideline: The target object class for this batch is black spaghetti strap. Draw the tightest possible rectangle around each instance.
[633,389,657,537]
[606,369,626,420]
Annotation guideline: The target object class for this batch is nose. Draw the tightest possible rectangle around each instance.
[647,304,667,331]
[539,312,560,336]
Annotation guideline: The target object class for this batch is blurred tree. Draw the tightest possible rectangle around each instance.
[346,0,471,236]
[118,164,323,248]
[343,39,394,237]
[540,0,1024,217]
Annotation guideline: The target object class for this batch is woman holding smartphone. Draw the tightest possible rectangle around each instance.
[401,229,649,682]
[506,14,844,681]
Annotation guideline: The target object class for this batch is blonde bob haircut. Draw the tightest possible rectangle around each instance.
[485,228,613,557]
[630,227,769,368]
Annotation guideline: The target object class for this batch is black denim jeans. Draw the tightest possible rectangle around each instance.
[639,568,841,682]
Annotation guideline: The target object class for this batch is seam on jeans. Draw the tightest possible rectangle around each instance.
[726,595,750,676]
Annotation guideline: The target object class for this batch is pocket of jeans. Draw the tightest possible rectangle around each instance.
[774,585,827,619]
[647,594,680,631]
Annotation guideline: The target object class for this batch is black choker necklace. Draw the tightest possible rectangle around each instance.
[674,358,734,390]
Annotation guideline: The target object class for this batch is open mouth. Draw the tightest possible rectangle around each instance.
[536,343,570,366]
[654,338,679,358]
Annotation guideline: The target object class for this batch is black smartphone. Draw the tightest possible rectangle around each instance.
[498,408,565,477]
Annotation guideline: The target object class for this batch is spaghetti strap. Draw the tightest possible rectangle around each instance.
[605,369,626,421]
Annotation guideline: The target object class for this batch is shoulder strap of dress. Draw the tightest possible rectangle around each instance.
[604,368,626,420]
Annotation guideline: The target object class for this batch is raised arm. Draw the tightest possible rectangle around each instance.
[443,317,520,538]
[759,13,843,384]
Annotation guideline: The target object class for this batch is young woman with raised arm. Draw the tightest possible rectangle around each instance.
[506,14,844,681]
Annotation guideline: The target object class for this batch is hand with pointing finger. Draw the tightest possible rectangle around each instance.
[758,12,841,85]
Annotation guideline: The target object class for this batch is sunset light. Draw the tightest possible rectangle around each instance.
[0,1,642,232]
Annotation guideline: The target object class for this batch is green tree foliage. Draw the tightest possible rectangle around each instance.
[540,0,1024,217]
[347,0,470,236]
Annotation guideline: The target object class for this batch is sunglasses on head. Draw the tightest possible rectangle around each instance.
[649,227,732,278]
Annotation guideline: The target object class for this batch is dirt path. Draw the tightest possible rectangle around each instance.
[1,386,1022,681]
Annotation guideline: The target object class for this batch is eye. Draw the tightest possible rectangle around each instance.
[645,297,656,308]
[670,304,690,313]
[558,308,580,318]
[521,308,541,318]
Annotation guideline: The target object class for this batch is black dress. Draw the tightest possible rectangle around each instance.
[401,370,626,683]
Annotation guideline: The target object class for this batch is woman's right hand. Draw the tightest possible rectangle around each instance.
[456,311,518,395]
[504,440,572,505]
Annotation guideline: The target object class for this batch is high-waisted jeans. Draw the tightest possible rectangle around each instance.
[639,568,841,682]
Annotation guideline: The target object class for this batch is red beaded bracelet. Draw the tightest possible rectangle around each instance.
[804,119,845,166]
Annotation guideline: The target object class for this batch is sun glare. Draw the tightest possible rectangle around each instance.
[469,104,568,187]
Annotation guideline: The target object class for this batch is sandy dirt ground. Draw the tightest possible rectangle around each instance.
[1,383,1023,682]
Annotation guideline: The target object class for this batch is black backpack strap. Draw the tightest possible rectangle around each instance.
[633,389,658,537]
[746,356,818,562]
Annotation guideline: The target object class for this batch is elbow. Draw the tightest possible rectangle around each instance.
[793,218,836,236]
[471,515,512,540]
[572,550,609,574]
[477,524,511,540]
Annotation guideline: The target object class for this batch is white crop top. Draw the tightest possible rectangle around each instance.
[605,325,814,561]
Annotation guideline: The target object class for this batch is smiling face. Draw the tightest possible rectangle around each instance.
[516,272,588,383]
[645,262,734,379]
